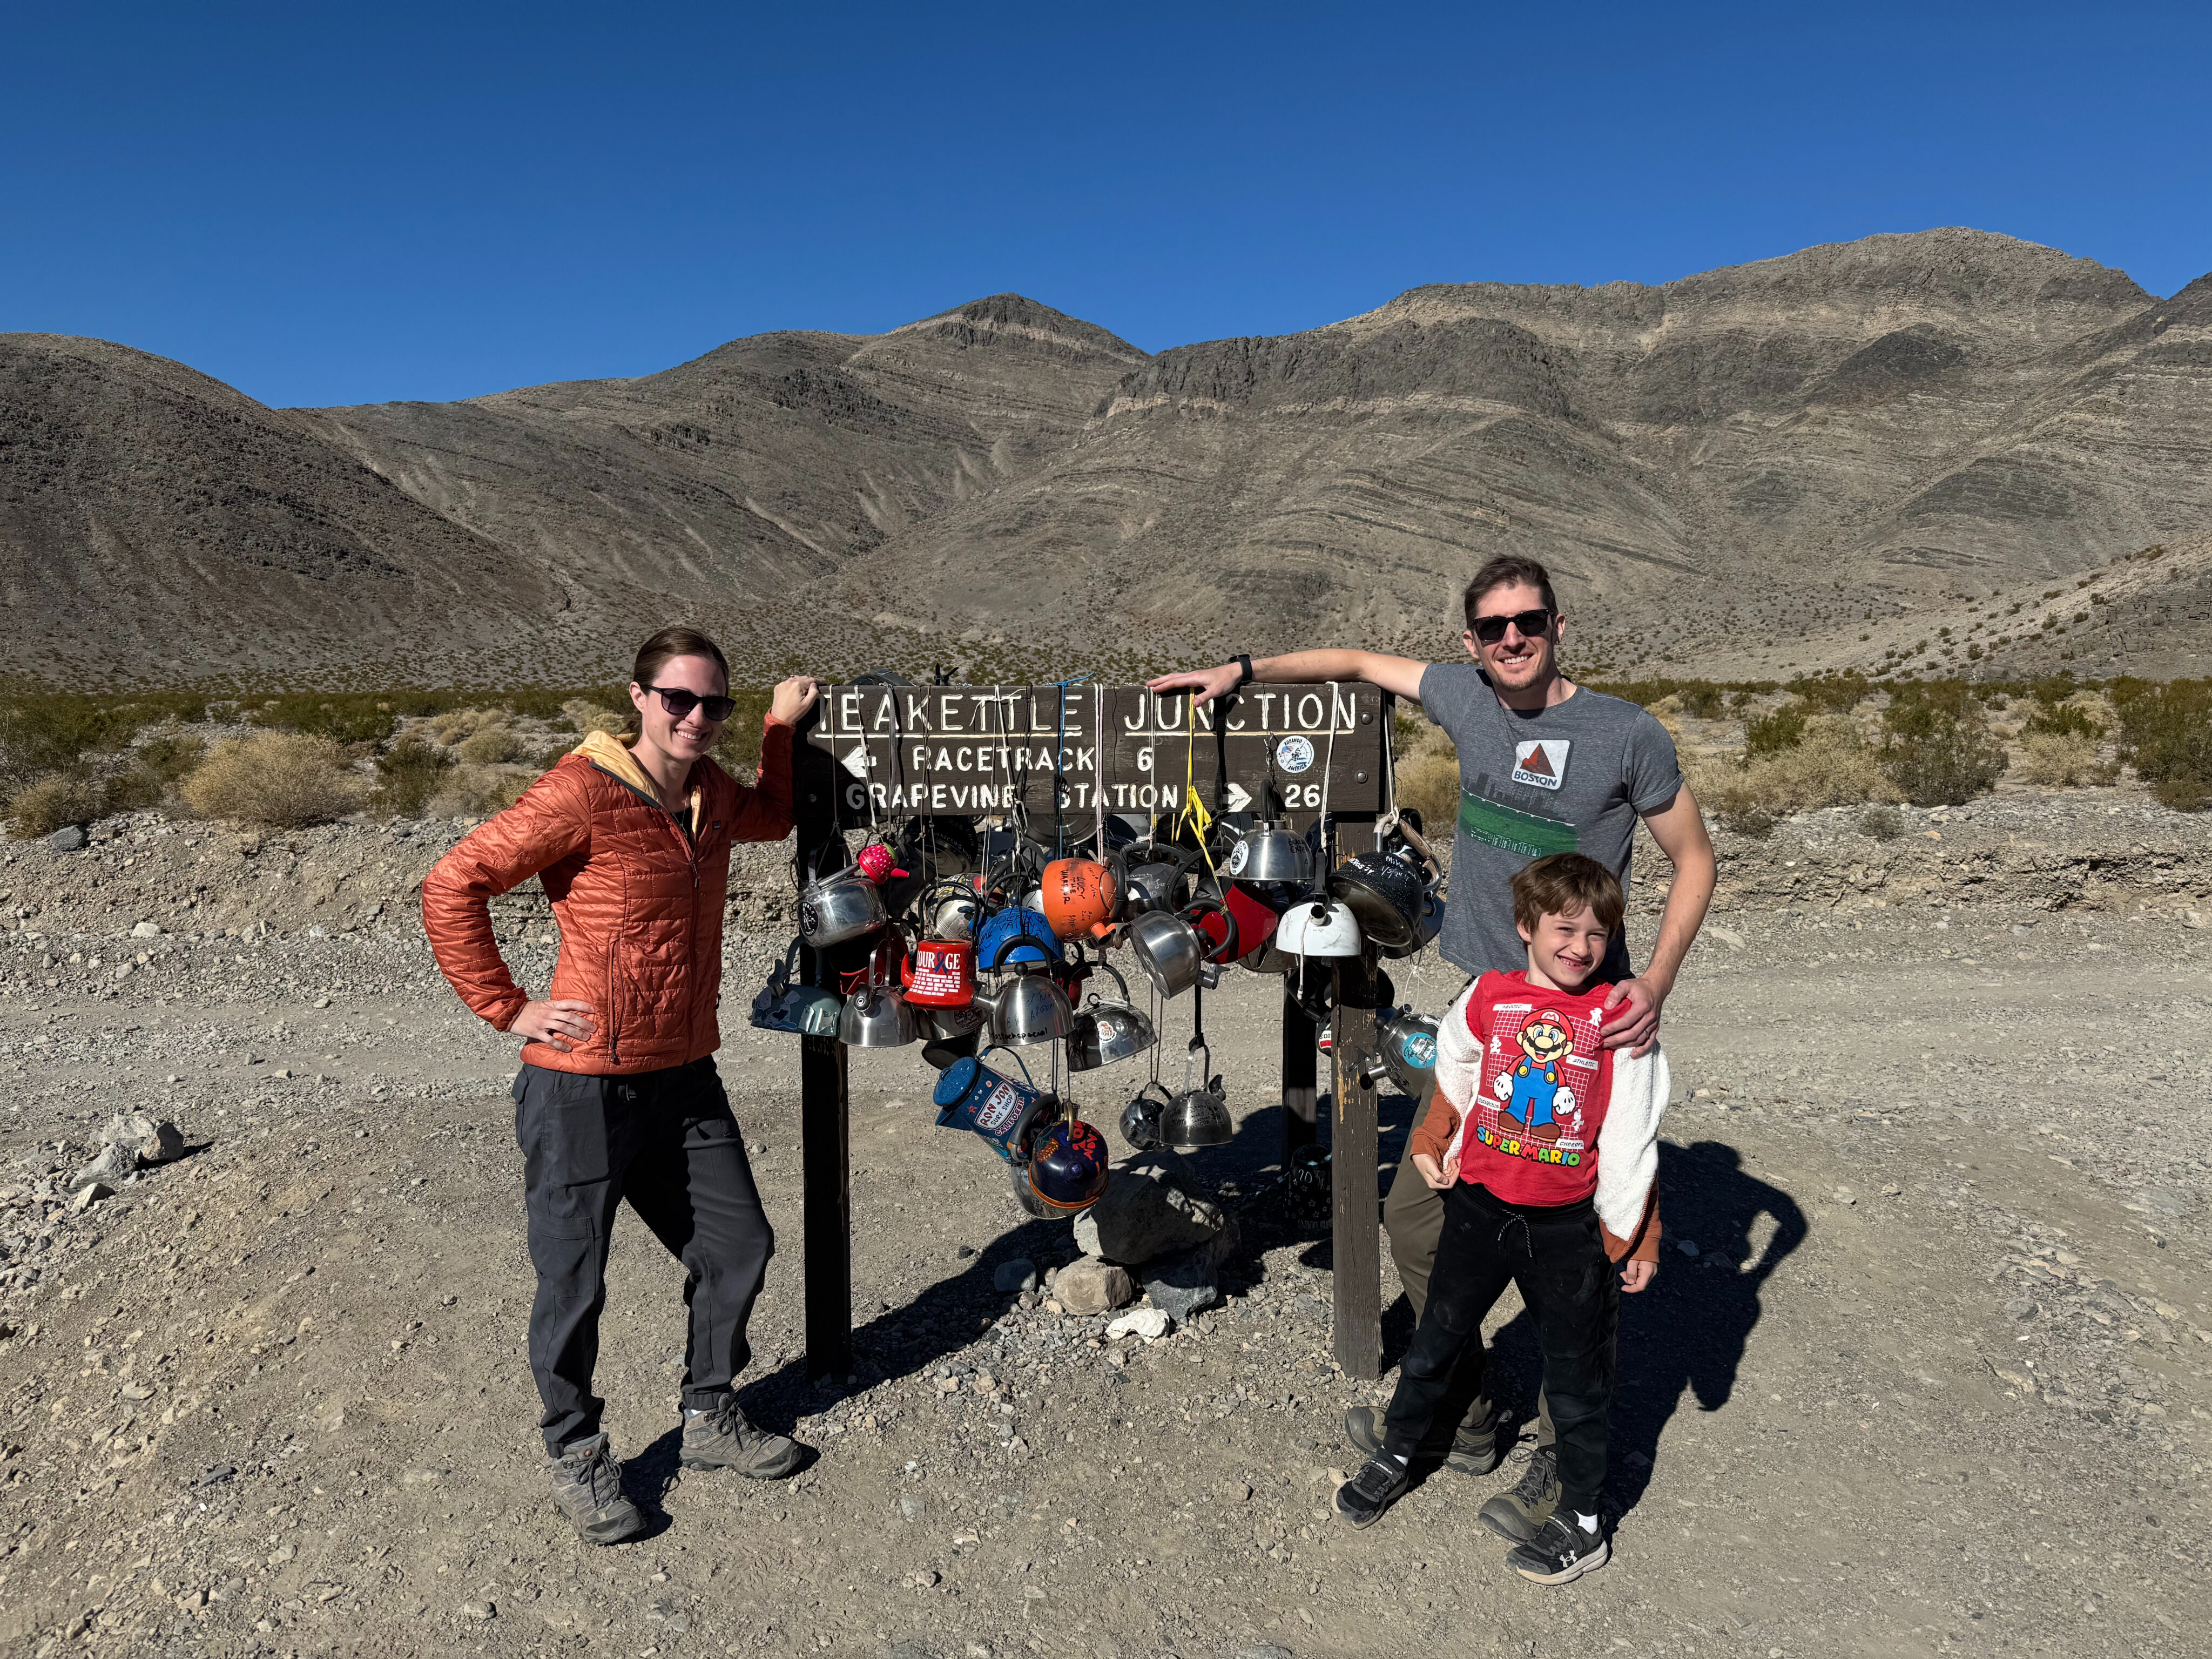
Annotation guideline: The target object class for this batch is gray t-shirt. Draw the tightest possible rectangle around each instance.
[1417,663,1684,984]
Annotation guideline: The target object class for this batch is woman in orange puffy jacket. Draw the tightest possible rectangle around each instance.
[422,625,819,1546]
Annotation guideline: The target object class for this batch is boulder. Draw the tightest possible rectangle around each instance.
[45,826,87,852]
[72,1143,136,1190]
[1139,1240,1229,1321]
[71,1181,114,1210]
[1072,1148,1237,1266]
[100,1114,184,1165]
[1052,1257,1136,1314]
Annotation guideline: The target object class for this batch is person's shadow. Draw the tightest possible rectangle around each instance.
[1391,1139,1806,1518]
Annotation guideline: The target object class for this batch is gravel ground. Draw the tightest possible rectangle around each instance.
[0,788,2208,1658]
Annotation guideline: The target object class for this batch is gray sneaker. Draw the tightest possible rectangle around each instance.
[1344,1403,1507,1476]
[1479,1445,1560,1543]
[546,1433,645,1545]
[680,1397,804,1478]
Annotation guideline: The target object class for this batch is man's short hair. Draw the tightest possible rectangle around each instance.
[1462,555,1560,631]
[1510,853,1624,936]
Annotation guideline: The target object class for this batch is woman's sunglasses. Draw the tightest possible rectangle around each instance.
[1468,608,1554,645]
[644,684,738,723]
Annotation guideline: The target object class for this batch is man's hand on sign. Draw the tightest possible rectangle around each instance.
[768,676,822,726]
[512,999,597,1053]
[1620,1258,1655,1293]
[1599,974,1665,1057]
[1146,663,1242,707]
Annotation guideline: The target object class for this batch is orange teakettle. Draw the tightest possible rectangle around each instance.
[1039,855,1123,941]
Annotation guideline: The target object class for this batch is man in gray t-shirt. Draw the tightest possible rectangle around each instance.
[1420,659,1686,987]
[1151,554,1716,1524]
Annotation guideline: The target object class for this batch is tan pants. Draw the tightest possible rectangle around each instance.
[1384,1155,1556,1450]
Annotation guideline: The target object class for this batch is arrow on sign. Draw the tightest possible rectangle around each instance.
[1223,781,1252,813]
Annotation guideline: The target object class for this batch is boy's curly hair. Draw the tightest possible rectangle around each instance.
[1510,852,1624,935]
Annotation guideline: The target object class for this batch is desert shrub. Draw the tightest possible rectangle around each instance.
[1879,683,2005,806]
[1744,701,1809,758]
[429,764,534,818]
[0,692,206,787]
[374,737,456,818]
[181,732,367,827]
[1857,804,1904,841]
[426,706,507,745]
[456,724,524,764]
[6,771,108,838]
[1675,683,1724,719]
[133,726,207,784]
[1395,750,1462,835]
[2015,730,2114,788]
[244,694,397,746]
[2110,678,2212,811]
[1696,714,1899,834]
[1787,672,1871,713]
[562,698,628,737]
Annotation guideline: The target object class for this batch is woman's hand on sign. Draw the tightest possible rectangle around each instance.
[512,999,597,1052]
[1619,1258,1655,1293]
[1410,1151,1454,1190]
[1146,664,1242,707]
[769,676,822,726]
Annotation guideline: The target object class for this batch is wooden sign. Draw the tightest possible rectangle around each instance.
[804,683,1389,823]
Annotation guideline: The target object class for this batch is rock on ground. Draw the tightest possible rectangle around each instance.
[1073,1147,1238,1266]
[1051,1257,1136,1313]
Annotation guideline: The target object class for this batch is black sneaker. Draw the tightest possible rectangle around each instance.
[1343,1404,1507,1475]
[1506,1511,1610,1584]
[680,1397,804,1478]
[1332,1451,1410,1529]
[546,1433,645,1545]
[1478,1445,1559,1542]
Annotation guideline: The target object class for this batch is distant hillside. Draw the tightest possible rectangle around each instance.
[3,235,2209,688]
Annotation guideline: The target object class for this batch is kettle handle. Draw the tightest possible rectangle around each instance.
[989,928,1054,972]
[1396,821,1443,881]
[1180,895,1239,963]
[981,1043,1037,1090]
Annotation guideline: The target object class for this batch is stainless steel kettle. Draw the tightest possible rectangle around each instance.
[1225,817,1314,886]
[1126,896,1237,999]
[838,979,919,1048]
[799,856,888,948]
[973,935,1075,1048]
[1359,1006,1441,1097]
[1067,963,1157,1072]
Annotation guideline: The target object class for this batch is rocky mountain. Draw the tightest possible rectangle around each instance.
[4,232,2209,688]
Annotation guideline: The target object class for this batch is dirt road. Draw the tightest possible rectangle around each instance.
[1,799,2208,1658]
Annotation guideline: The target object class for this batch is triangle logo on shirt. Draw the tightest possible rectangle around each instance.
[1513,739,1570,791]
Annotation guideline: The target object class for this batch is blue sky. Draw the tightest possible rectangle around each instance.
[5,2,2208,408]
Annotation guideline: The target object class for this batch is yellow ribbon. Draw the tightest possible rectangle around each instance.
[1174,693,1218,880]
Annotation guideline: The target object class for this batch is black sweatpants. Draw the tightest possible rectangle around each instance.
[1382,1180,1619,1512]
[512,1058,774,1455]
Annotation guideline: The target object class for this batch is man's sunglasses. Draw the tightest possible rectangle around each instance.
[1468,609,1554,645]
[644,684,738,723]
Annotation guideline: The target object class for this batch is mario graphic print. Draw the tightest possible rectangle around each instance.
[1491,1006,1580,1143]
[1467,987,1606,1176]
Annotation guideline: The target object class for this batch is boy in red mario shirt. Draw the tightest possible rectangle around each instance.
[1334,854,1668,1584]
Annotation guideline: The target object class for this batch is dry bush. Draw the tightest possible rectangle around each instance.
[1394,750,1462,836]
[562,698,628,737]
[373,736,456,818]
[429,764,534,818]
[181,732,367,827]
[2014,730,2115,788]
[6,772,107,839]
[425,706,507,745]
[456,724,524,764]
[1857,804,1904,841]
[1694,714,1899,836]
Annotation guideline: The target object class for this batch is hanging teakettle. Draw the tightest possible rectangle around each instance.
[973,934,1075,1048]
[1067,962,1157,1071]
[748,938,844,1036]
[1359,1006,1441,1098]
[797,845,888,948]
[1039,853,1124,941]
[1126,896,1238,999]
[1328,822,1442,956]
[932,1045,1062,1164]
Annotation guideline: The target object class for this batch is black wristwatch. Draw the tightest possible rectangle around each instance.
[1233,653,1254,688]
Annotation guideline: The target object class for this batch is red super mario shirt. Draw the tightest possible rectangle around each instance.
[1456,970,1618,1207]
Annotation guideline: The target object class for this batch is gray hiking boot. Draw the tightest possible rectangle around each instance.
[1479,1444,1561,1543]
[546,1433,644,1545]
[680,1397,804,1478]
[1344,1403,1507,1476]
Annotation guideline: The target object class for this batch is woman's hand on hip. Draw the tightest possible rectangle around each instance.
[512,999,597,1052]
[770,676,821,726]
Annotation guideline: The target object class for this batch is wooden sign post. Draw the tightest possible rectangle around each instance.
[795,683,1391,1381]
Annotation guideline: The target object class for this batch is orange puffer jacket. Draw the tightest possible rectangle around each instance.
[422,723,795,1075]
